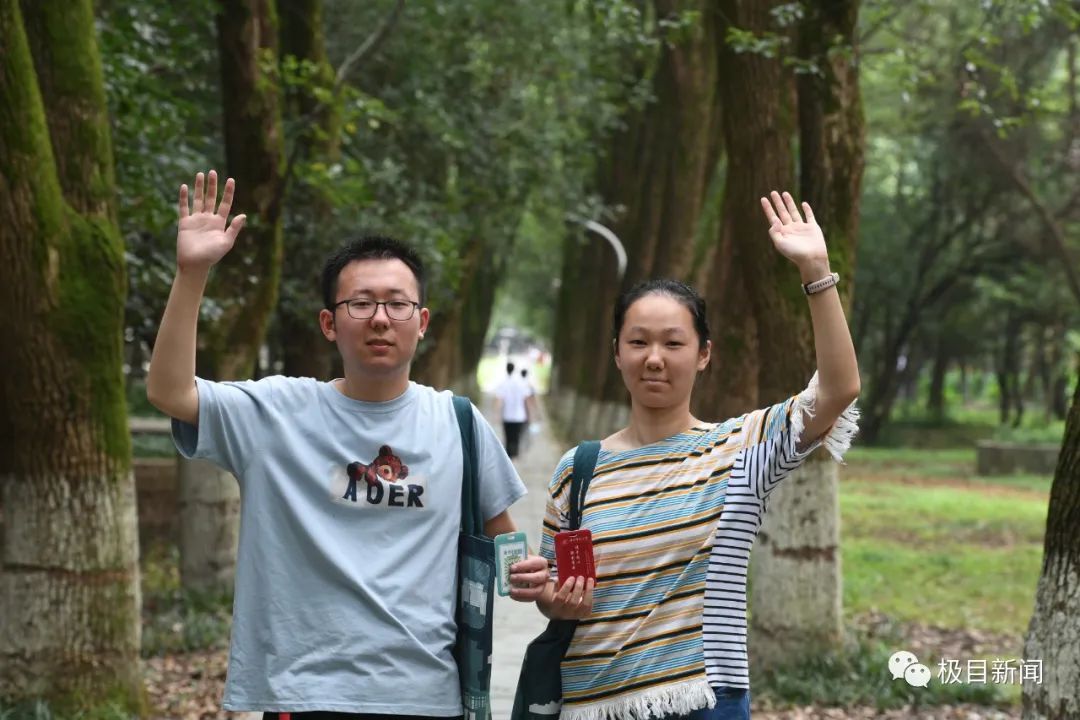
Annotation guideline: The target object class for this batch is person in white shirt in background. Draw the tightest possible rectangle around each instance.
[493,361,535,459]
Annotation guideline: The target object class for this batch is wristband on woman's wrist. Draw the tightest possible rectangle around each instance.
[802,272,839,295]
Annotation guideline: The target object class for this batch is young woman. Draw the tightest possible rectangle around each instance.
[535,191,860,720]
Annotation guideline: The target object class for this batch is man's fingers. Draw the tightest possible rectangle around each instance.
[193,172,205,213]
[782,191,803,223]
[179,184,189,218]
[513,570,550,587]
[218,177,235,218]
[206,170,218,213]
[225,214,246,242]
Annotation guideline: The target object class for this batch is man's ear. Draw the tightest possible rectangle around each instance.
[418,307,431,339]
[319,308,336,341]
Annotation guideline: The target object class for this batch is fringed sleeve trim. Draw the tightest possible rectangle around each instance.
[790,370,860,464]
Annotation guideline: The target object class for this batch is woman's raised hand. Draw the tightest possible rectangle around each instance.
[759,191,829,272]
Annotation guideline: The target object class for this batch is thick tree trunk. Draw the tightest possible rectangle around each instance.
[717,0,863,668]
[0,0,142,710]
[204,0,285,380]
[278,0,339,381]
[551,0,721,440]
[1023,364,1080,719]
[181,0,285,593]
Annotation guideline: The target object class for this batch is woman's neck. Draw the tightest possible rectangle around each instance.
[616,402,700,450]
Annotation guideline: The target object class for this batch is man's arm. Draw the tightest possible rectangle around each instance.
[146,171,246,425]
[146,270,209,425]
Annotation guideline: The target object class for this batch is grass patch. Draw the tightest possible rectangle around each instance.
[839,452,1048,636]
[754,628,1014,709]
[140,546,232,657]
[842,539,1042,635]
[845,446,1054,493]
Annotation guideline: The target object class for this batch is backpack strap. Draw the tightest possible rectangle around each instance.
[568,441,601,531]
[452,395,483,536]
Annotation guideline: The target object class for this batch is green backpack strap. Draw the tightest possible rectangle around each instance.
[568,441,601,530]
[452,395,483,536]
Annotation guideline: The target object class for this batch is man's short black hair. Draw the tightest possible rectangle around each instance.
[320,235,426,310]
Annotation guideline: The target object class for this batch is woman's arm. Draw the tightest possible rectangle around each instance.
[760,191,860,446]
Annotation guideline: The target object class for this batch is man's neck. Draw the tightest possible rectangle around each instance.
[335,368,411,403]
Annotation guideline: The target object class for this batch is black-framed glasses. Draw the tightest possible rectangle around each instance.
[332,298,420,321]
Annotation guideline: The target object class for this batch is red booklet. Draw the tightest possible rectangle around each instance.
[555,529,596,581]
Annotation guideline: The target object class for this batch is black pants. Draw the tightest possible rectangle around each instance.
[503,421,525,458]
[263,714,463,720]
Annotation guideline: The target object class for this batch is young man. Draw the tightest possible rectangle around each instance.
[147,171,549,718]
[492,363,535,459]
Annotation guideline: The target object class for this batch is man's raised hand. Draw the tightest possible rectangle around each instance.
[177,170,246,272]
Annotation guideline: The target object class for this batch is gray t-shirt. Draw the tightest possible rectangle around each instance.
[172,376,526,715]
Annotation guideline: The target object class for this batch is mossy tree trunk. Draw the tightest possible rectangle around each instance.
[180,0,286,593]
[0,0,142,710]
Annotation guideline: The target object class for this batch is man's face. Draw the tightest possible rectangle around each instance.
[319,258,430,377]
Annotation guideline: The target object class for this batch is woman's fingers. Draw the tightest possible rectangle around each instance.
[770,191,791,223]
[178,184,189,218]
[801,201,816,224]
[555,576,576,603]
[760,196,780,226]
[781,191,803,223]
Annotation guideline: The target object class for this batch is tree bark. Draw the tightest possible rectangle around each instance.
[711,0,864,668]
[927,333,949,421]
[181,0,286,593]
[551,0,722,440]
[277,0,339,381]
[1023,356,1080,719]
[0,0,142,710]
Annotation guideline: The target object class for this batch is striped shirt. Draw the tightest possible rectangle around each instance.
[540,391,831,720]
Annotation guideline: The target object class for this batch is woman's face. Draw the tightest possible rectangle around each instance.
[614,293,711,410]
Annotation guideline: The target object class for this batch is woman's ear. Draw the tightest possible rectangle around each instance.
[612,337,622,369]
[697,339,712,371]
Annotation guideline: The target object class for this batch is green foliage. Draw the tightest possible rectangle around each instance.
[854,0,1079,439]
[97,0,221,354]
[140,546,232,656]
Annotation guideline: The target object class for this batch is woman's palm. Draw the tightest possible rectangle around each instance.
[760,191,828,265]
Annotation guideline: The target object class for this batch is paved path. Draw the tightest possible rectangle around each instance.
[483,398,566,719]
